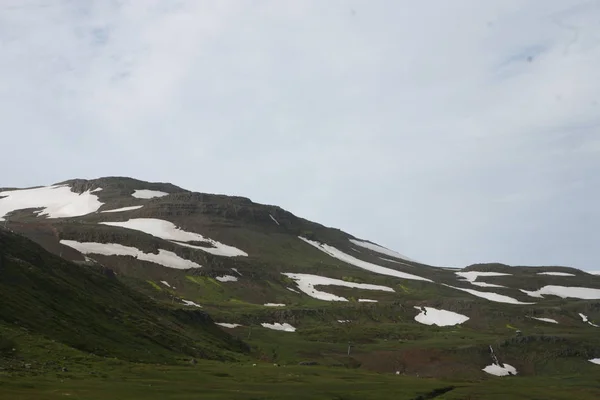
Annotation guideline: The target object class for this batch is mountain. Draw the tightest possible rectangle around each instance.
[1,177,600,398]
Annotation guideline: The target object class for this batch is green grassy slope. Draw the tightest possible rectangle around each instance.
[0,229,247,363]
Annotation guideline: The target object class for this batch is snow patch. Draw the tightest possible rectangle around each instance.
[60,240,202,269]
[528,317,558,324]
[99,218,247,257]
[269,214,280,225]
[131,189,168,199]
[482,363,517,376]
[444,284,533,305]
[579,313,599,327]
[101,205,143,213]
[349,238,415,262]
[0,185,103,221]
[216,275,238,282]
[282,273,394,302]
[299,237,430,282]
[456,271,509,288]
[413,306,469,327]
[286,287,300,294]
[338,320,351,323]
[160,280,171,288]
[358,299,378,303]
[90,187,103,193]
[264,303,285,307]
[181,299,202,308]
[216,323,241,328]
[231,268,242,276]
[261,323,296,332]
[537,272,576,277]
[589,358,600,365]
[520,286,600,300]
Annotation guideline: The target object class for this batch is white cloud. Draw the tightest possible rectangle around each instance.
[0,1,598,270]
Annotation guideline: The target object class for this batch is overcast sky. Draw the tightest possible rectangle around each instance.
[1,0,599,270]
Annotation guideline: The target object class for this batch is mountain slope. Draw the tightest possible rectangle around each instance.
[0,229,247,363]
[1,176,600,380]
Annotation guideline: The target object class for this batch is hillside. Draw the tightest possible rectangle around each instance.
[1,177,600,399]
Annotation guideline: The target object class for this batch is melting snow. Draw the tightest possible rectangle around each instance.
[413,306,469,327]
[299,237,430,282]
[589,358,600,365]
[579,313,599,327]
[483,363,518,376]
[0,185,103,221]
[181,299,202,308]
[537,272,576,277]
[348,238,415,262]
[101,205,143,213]
[131,189,168,199]
[160,280,171,288]
[216,323,241,328]
[261,323,296,332]
[60,240,202,269]
[282,273,394,302]
[100,218,248,257]
[520,286,600,300]
[444,284,533,305]
[358,299,378,303]
[269,214,280,225]
[528,317,558,324]
[216,275,238,282]
[456,271,509,288]
[264,303,285,307]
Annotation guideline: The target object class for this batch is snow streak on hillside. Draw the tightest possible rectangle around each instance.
[348,239,416,262]
[60,240,202,269]
[100,218,247,257]
[520,286,600,300]
[282,273,394,302]
[299,237,431,282]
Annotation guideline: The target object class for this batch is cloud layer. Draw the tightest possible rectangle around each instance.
[1,0,599,270]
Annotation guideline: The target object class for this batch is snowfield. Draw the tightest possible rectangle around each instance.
[261,323,296,332]
[60,240,202,269]
[520,286,600,300]
[413,306,469,327]
[101,205,143,213]
[348,238,416,262]
[282,273,394,302]
[579,313,599,327]
[131,189,168,199]
[537,272,575,277]
[216,275,238,282]
[529,317,558,324]
[444,284,533,305]
[456,271,509,288]
[100,218,248,257]
[181,299,202,308]
[216,323,241,328]
[299,237,431,281]
[483,363,518,376]
[0,185,103,221]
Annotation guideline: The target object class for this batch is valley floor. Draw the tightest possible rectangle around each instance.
[2,360,600,400]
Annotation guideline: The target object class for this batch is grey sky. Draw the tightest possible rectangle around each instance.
[1,1,599,270]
